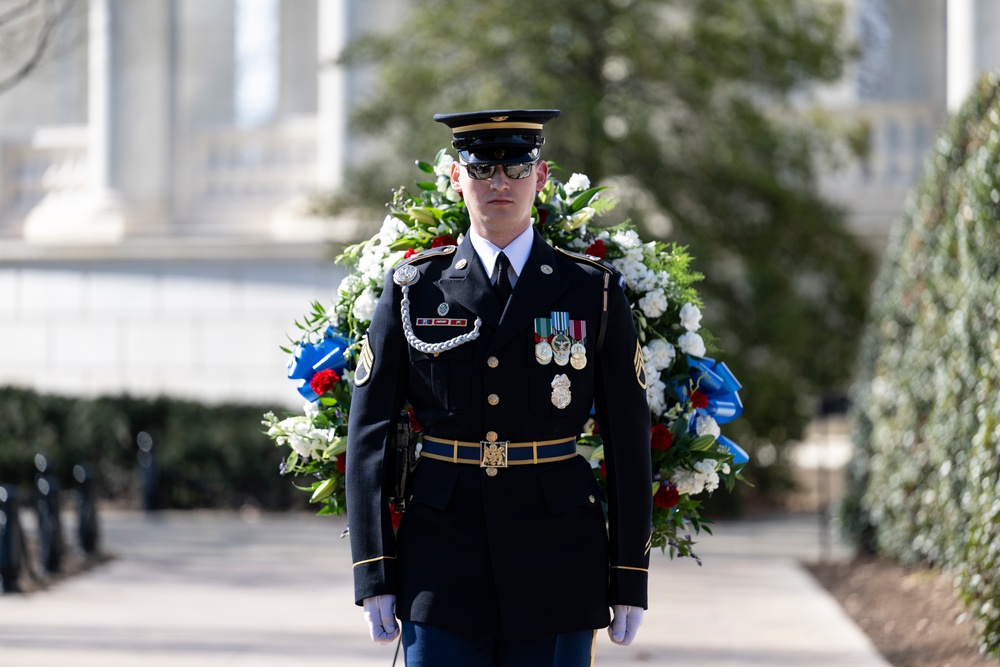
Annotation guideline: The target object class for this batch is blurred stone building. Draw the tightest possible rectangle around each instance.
[0,0,996,407]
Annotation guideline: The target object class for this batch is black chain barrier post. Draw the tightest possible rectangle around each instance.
[136,431,158,512]
[73,464,100,556]
[0,484,24,594]
[34,454,64,574]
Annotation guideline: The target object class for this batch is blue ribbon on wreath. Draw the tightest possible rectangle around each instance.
[287,327,352,401]
[679,356,750,466]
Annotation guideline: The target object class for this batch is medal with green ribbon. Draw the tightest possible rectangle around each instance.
[534,317,553,365]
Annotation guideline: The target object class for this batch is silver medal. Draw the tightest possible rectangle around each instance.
[535,340,553,365]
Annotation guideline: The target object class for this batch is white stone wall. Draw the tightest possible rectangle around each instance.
[0,257,345,409]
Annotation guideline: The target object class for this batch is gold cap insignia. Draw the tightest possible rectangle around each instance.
[491,115,509,122]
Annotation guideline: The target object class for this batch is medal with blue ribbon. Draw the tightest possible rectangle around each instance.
[550,311,571,367]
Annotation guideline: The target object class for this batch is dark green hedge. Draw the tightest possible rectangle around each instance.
[0,386,309,511]
[839,72,1000,655]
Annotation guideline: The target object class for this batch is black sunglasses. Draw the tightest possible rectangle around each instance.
[463,161,537,181]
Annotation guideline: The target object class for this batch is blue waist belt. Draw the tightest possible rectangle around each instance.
[420,435,578,468]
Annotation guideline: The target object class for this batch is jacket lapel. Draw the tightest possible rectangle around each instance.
[489,230,570,354]
[435,238,504,329]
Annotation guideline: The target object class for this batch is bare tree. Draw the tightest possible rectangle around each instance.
[0,0,78,96]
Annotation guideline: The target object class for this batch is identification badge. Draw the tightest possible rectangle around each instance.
[550,374,571,409]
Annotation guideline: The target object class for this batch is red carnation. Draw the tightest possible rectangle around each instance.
[650,424,673,451]
[430,234,456,248]
[391,503,403,530]
[599,460,607,478]
[690,390,709,409]
[654,484,680,509]
[537,209,550,227]
[404,248,418,258]
[586,239,607,259]
[336,455,346,475]
[309,368,340,396]
[591,421,600,436]
[407,406,422,432]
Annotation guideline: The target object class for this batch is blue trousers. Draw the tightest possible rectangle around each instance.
[402,621,597,667]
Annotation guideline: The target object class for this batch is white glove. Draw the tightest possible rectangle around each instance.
[609,604,644,646]
[362,594,399,645]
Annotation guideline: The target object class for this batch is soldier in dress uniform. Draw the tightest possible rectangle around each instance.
[346,109,652,667]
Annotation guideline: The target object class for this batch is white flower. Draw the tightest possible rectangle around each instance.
[611,229,642,250]
[671,459,721,496]
[303,401,321,420]
[378,215,409,245]
[678,331,706,357]
[695,415,721,438]
[638,288,668,319]
[433,153,455,177]
[565,173,591,195]
[679,303,702,332]
[644,368,667,417]
[353,286,379,322]
[643,338,676,372]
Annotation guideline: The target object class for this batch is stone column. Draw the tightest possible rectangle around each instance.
[115,0,175,235]
[316,0,348,192]
[23,0,126,243]
[947,0,976,110]
[279,0,318,119]
[974,0,1000,73]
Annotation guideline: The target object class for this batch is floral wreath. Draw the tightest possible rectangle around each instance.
[263,149,748,559]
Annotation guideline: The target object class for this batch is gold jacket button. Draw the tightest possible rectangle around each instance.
[588,495,596,504]
[486,431,498,442]
[487,393,500,406]
[487,356,499,368]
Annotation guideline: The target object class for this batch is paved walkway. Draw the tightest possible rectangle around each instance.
[0,509,889,667]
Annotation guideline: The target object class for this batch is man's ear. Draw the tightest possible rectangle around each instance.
[450,161,463,194]
[535,160,548,193]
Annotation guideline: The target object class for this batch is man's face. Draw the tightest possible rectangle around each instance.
[451,159,548,239]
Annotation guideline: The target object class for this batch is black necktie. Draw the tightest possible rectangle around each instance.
[494,252,513,303]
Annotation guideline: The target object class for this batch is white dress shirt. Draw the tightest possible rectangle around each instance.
[468,224,534,289]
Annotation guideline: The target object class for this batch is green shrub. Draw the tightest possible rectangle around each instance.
[0,386,308,512]
[839,71,1000,655]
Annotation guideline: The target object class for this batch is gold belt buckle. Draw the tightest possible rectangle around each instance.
[480,440,508,476]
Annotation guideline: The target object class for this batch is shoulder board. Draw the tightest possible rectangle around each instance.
[395,245,457,267]
[555,246,615,274]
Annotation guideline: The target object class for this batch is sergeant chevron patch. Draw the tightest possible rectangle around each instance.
[634,341,647,389]
[354,335,374,387]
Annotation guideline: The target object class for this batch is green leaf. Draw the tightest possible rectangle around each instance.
[568,186,610,213]
[416,160,435,174]
[416,181,438,191]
